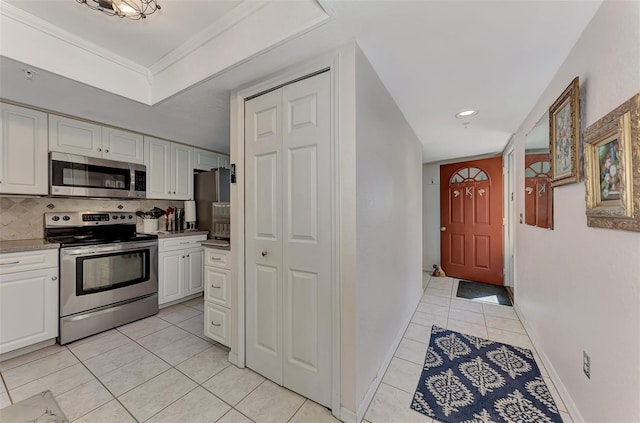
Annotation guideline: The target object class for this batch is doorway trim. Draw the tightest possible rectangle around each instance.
[230,53,342,419]
[503,138,516,290]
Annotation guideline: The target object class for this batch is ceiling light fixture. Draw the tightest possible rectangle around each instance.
[76,0,161,20]
[455,109,479,119]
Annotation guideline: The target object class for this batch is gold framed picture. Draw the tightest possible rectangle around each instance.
[549,77,580,187]
[584,92,640,232]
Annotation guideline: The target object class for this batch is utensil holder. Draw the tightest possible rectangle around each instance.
[143,218,158,233]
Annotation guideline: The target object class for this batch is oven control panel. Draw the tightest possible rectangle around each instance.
[45,212,136,227]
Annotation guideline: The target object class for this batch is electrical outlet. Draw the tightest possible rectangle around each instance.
[583,351,591,379]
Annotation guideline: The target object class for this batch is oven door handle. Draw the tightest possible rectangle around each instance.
[61,240,158,256]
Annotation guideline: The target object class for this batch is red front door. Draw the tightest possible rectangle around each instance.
[440,157,504,285]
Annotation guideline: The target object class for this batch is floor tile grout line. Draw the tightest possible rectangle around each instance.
[3,349,80,393]
[64,344,139,423]
[0,372,13,405]
[286,398,308,423]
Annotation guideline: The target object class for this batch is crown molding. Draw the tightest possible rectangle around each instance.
[0,2,148,77]
[148,0,268,76]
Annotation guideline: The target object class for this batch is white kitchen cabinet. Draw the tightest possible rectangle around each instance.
[158,250,184,304]
[173,143,193,199]
[184,247,204,296]
[144,137,193,200]
[194,148,219,171]
[203,247,231,347]
[158,235,206,305]
[194,148,230,171]
[0,103,48,195]
[0,249,59,354]
[101,127,144,164]
[49,115,143,164]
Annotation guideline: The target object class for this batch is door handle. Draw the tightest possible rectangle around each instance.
[211,285,221,289]
[261,251,268,257]
[440,226,446,232]
[211,322,221,327]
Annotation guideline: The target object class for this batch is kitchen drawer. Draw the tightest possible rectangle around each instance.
[0,249,58,275]
[205,248,230,269]
[159,235,206,252]
[204,302,230,347]
[205,267,230,307]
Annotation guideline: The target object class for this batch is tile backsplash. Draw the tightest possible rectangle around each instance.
[0,196,184,241]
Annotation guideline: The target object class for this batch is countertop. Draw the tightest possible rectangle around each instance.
[153,230,209,239]
[201,240,231,251]
[0,239,60,254]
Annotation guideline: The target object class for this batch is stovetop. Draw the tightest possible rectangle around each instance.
[44,211,157,247]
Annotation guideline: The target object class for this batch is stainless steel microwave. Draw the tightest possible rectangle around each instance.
[50,152,146,198]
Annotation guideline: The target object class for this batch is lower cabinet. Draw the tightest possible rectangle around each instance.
[0,249,59,354]
[204,302,230,346]
[158,235,206,305]
[203,247,231,347]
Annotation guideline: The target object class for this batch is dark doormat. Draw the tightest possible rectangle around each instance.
[456,280,512,306]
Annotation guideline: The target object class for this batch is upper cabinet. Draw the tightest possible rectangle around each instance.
[194,148,230,171]
[101,127,144,164]
[144,137,193,200]
[49,115,143,164]
[0,103,48,195]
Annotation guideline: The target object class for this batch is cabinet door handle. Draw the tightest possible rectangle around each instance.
[182,255,185,258]
[186,254,190,258]
[105,149,109,153]
[52,276,58,281]
[211,322,221,327]
[179,242,191,245]
[0,261,20,265]
[211,285,221,289]
[210,257,222,261]
[97,148,102,152]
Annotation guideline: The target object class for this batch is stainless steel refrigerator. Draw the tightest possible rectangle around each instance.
[194,168,230,240]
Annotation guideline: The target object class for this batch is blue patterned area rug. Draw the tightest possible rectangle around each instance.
[411,326,561,423]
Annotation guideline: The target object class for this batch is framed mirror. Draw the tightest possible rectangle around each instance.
[524,112,553,229]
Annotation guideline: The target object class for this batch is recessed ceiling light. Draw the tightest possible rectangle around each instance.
[455,109,479,119]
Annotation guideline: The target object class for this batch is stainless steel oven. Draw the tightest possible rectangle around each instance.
[46,211,158,344]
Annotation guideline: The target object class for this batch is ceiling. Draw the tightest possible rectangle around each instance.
[0,0,602,161]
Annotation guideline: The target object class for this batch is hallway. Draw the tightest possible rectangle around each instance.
[363,273,572,423]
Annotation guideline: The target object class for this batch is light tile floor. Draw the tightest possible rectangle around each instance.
[362,274,572,423]
[0,276,572,423]
[0,297,334,423]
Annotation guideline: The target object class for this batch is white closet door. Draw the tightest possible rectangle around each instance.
[245,71,332,408]
[281,72,332,406]
[245,89,284,384]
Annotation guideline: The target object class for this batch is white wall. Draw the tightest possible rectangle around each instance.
[513,2,640,422]
[422,164,441,270]
[353,45,423,413]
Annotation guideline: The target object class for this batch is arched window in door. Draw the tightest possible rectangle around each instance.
[450,167,489,184]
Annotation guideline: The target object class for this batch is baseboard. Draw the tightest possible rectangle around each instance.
[513,304,585,423]
[339,407,357,423]
[354,295,419,422]
[0,338,56,362]
[228,352,239,367]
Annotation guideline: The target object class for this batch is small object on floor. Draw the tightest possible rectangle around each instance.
[0,390,69,423]
[411,326,561,423]
[457,279,512,306]
[432,264,447,277]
